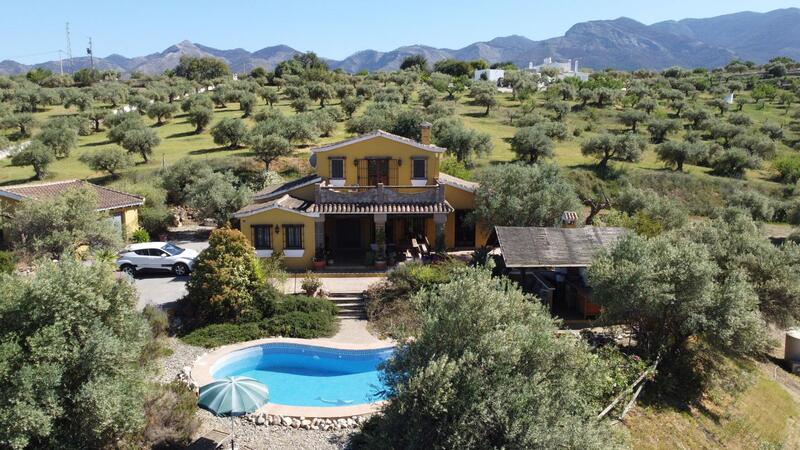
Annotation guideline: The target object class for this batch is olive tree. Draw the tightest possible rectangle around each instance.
[511,126,554,163]
[211,117,248,149]
[352,265,624,450]
[247,133,293,169]
[7,186,123,257]
[186,105,213,133]
[36,125,77,158]
[121,128,160,162]
[10,141,54,179]
[80,147,134,176]
[432,117,492,163]
[655,140,708,171]
[146,101,178,125]
[474,163,581,228]
[589,231,769,399]
[0,258,149,449]
[581,133,646,170]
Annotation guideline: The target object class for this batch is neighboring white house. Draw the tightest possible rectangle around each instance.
[527,57,589,82]
[473,68,505,82]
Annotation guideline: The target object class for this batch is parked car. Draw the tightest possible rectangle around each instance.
[116,242,199,277]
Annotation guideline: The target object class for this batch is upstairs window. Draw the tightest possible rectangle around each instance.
[412,158,427,179]
[252,225,272,250]
[283,225,304,249]
[330,158,345,179]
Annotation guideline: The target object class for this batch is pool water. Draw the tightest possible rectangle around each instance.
[211,343,394,407]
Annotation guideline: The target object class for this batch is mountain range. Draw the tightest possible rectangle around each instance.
[1,8,798,76]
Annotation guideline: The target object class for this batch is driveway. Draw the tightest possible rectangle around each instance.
[133,240,208,310]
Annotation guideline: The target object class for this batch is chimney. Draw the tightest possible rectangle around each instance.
[420,121,432,145]
[561,211,578,228]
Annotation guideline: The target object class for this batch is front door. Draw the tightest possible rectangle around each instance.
[335,218,362,249]
[368,159,390,185]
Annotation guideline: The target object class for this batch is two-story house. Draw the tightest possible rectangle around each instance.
[233,124,489,269]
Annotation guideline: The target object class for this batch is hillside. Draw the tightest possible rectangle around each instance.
[1,8,799,75]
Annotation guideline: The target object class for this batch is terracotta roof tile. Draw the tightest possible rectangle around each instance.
[0,180,144,211]
[310,202,453,215]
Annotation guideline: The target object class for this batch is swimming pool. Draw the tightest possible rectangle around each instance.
[210,343,394,408]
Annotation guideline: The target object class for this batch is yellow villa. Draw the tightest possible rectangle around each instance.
[234,124,489,270]
[0,179,144,245]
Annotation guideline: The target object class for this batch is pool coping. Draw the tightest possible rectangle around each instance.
[191,337,395,418]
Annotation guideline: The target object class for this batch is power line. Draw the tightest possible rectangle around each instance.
[65,22,73,73]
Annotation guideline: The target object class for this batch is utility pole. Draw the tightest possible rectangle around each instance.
[65,22,73,73]
[87,37,94,70]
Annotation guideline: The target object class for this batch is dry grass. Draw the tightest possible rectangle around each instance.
[625,362,800,450]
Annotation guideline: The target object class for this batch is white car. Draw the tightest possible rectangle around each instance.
[116,242,199,277]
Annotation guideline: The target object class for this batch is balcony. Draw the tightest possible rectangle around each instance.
[315,181,445,205]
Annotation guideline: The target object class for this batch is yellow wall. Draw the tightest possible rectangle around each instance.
[239,208,317,270]
[112,207,140,238]
[0,198,141,244]
[315,136,442,185]
[443,185,489,249]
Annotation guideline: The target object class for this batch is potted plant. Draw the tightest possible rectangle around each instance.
[301,271,323,296]
[313,247,326,270]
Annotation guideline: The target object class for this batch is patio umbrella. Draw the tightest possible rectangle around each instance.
[198,376,269,449]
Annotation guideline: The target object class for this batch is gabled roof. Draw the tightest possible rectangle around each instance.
[0,179,144,211]
[252,175,321,201]
[437,173,478,193]
[495,226,629,268]
[311,130,446,154]
[234,195,319,218]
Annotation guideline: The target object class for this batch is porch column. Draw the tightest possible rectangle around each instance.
[374,213,387,260]
[314,215,325,257]
[434,213,447,252]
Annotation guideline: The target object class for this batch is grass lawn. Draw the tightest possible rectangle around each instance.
[626,361,800,449]
[1,88,796,199]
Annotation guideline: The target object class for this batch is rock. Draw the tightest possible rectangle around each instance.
[282,416,292,427]
[256,415,265,425]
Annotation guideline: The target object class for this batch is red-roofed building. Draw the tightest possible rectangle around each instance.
[0,179,144,244]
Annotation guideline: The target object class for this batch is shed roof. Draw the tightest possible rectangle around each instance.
[233,194,317,218]
[437,173,478,193]
[0,179,144,211]
[252,175,321,201]
[495,226,629,268]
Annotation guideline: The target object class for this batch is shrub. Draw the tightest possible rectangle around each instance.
[263,310,337,339]
[774,154,800,183]
[439,157,471,180]
[274,294,338,317]
[0,250,15,274]
[140,306,168,344]
[179,228,265,326]
[130,228,150,243]
[181,323,264,348]
[121,183,172,236]
[139,382,200,449]
[300,271,322,296]
[726,190,776,222]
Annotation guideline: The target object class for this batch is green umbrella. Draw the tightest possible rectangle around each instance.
[198,376,269,449]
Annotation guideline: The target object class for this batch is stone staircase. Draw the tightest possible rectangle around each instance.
[327,292,368,320]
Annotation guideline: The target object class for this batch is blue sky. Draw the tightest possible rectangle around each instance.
[1,0,796,62]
